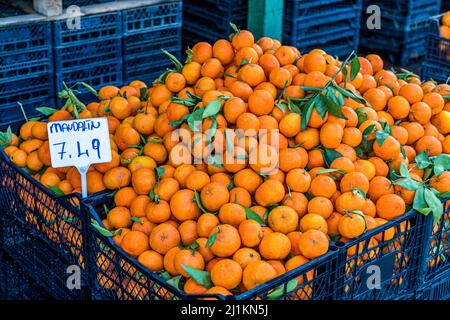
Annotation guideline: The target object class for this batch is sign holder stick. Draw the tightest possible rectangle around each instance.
[77,165,90,199]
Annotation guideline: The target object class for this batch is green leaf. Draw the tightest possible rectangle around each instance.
[90,219,115,237]
[242,205,266,226]
[322,148,342,168]
[224,130,234,154]
[415,151,431,169]
[187,108,204,132]
[431,154,450,176]
[440,191,450,198]
[131,217,143,224]
[36,107,59,116]
[316,168,346,175]
[350,56,361,80]
[205,118,217,144]
[161,49,183,71]
[399,162,410,178]
[202,100,221,119]
[155,167,165,181]
[267,279,299,300]
[79,82,98,97]
[170,114,190,127]
[181,265,213,289]
[315,94,329,119]
[301,99,316,131]
[375,129,389,146]
[424,188,444,224]
[394,178,420,191]
[229,22,240,33]
[166,275,183,289]
[47,185,66,197]
[413,186,432,215]
[206,232,217,248]
[362,124,376,140]
[194,190,211,214]
[352,187,367,199]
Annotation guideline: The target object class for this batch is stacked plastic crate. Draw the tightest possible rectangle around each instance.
[0,8,54,127]
[122,2,182,86]
[421,14,450,83]
[283,0,362,58]
[53,11,123,105]
[183,0,248,48]
[359,0,441,66]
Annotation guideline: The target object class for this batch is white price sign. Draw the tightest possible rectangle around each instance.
[47,118,111,198]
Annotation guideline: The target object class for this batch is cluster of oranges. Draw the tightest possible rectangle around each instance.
[1,26,450,298]
[440,11,450,39]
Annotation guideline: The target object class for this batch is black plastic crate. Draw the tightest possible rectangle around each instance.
[0,145,93,299]
[0,214,90,299]
[335,211,427,300]
[416,268,450,300]
[86,198,341,300]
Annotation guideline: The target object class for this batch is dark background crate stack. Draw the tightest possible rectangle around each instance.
[359,0,441,66]
[0,251,51,300]
[283,0,362,58]
[53,11,123,106]
[0,12,54,127]
[182,0,248,49]
[421,14,450,83]
[122,1,182,86]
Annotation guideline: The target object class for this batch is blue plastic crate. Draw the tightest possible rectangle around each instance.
[54,37,121,71]
[183,0,247,47]
[283,0,361,53]
[123,58,174,85]
[424,14,450,68]
[55,63,123,105]
[0,252,50,300]
[335,211,427,300]
[421,199,450,284]
[122,1,182,34]
[416,268,450,300]
[124,27,181,58]
[362,0,441,24]
[85,197,341,300]
[53,11,122,47]
[0,47,53,79]
[0,73,55,125]
[0,21,51,55]
[421,62,450,83]
[0,97,55,126]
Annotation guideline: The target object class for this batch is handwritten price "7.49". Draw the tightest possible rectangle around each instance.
[53,139,101,160]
